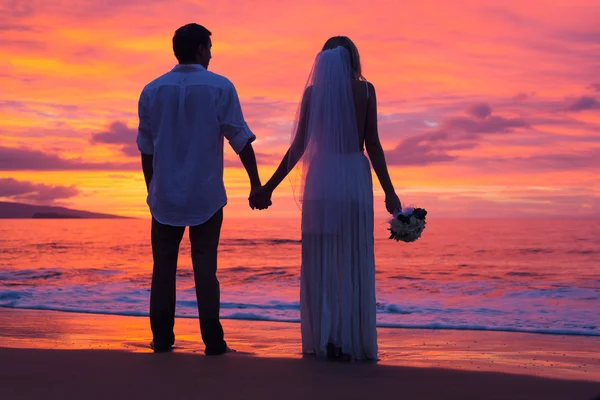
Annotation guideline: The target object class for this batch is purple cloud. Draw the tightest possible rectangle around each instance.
[1,0,161,21]
[385,103,530,166]
[0,100,81,118]
[90,121,138,157]
[591,84,600,92]
[465,103,492,119]
[513,92,535,101]
[0,38,46,51]
[386,146,458,166]
[0,24,33,32]
[0,178,79,204]
[0,146,138,171]
[464,147,600,175]
[555,30,600,45]
[508,148,600,171]
[385,131,474,166]
[565,96,599,112]
[2,1,34,18]
[90,120,285,164]
[441,115,529,134]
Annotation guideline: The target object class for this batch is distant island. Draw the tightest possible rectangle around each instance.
[0,201,131,219]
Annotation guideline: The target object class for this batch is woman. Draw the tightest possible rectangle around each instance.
[253,37,401,361]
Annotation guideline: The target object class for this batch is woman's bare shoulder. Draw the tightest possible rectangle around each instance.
[365,80,375,92]
[351,79,375,92]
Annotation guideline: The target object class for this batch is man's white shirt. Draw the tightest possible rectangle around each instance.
[137,64,256,226]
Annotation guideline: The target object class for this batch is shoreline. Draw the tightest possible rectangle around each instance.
[2,305,598,338]
[2,308,599,399]
[1,308,599,383]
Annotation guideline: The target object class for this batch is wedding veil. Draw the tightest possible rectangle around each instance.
[287,46,361,207]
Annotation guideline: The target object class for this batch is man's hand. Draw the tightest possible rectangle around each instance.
[249,186,272,210]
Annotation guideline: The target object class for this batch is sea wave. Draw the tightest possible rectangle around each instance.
[0,269,63,281]
[1,304,599,337]
[1,298,599,337]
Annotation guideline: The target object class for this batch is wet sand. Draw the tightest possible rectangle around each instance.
[1,309,599,399]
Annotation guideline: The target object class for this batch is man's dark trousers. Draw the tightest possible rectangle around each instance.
[150,208,227,355]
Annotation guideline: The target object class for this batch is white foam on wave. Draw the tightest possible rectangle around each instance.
[1,273,599,338]
[2,299,599,337]
[226,312,300,323]
[3,304,597,337]
[374,321,600,336]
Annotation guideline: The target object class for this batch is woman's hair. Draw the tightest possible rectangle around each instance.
[322,36,364,80]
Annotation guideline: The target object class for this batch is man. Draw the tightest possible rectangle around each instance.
[137,23,269,355]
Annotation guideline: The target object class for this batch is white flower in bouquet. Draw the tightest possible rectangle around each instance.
[388,206,427,243]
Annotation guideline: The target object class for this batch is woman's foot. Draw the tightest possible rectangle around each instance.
[325,343,355,362]
[337,352,355,362]
[326,343,339,359]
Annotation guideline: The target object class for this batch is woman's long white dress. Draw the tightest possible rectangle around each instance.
[299,78,377,360]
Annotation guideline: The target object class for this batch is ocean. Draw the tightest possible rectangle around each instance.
[0,217,598,336]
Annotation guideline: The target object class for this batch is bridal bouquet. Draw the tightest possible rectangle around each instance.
[389,207,427,243]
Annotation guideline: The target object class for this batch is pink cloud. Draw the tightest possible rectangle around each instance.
[495,148,600,171]
[512,92,534,101]
[385,130,475,166]
[1,0,600,217]
[465,103,492,119]
[90,121,138,157]
[0,146,138,171]
[385,103,530,165]
[441,115,529,134]
[0,178,79,204]
[88,119,289,163]
[564,96,600,112]
[0,100,80,115]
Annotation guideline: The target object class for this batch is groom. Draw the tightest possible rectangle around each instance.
[136,23,270,354]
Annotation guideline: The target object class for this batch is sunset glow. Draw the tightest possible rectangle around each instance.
[1,0,599,218]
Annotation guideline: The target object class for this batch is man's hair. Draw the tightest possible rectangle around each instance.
[172,23,212,63]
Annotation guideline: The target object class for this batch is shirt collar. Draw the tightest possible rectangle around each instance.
[172,64,206,72]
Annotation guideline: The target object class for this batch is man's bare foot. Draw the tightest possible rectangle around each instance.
[150,340,173,353]
[205,345,236,356]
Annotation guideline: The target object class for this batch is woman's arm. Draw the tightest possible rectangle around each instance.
[262,88,311,193]
[364,82,402,213]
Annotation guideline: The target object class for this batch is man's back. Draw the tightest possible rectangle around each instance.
[142,22,266,356]
[137,64,256,227]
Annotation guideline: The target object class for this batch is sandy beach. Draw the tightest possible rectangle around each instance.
[1,308,599,399]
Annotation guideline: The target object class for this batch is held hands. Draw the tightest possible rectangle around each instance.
[385,192,402,214]
[249,186,273,210]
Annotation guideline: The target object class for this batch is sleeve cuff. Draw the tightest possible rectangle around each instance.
[225,123,256,154]
[137,135,154,155]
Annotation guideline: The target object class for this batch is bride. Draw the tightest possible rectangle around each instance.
[252,36,401,361]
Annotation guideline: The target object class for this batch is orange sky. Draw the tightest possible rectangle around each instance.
[1,0,599,218]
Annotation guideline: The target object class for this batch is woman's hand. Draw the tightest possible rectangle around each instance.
[385,192,402,214]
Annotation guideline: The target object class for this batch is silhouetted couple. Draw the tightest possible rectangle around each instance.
[137,23,401,360]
